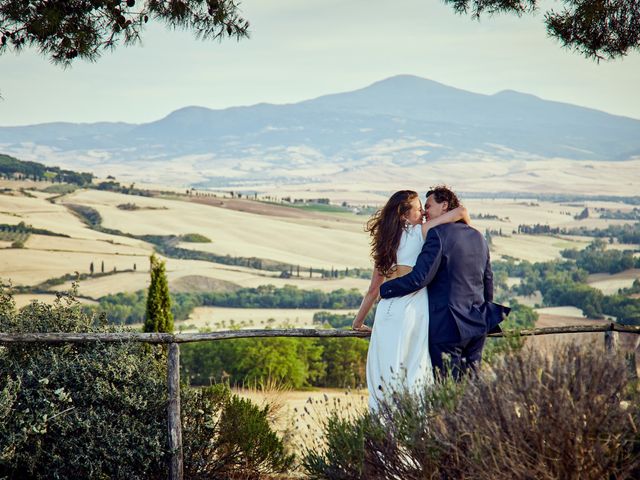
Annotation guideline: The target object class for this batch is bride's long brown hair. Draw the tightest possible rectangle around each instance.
[366,190,418,277]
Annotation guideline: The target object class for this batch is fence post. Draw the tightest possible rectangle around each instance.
[604,326,617,354]
[167,342,183,480]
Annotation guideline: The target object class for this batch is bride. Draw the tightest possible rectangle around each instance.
[351,190,469,411]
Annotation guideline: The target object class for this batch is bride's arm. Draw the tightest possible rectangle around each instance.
[352,268,385,332]
[421,205,470,238]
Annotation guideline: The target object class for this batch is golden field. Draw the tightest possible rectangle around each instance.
[0,178,637,324]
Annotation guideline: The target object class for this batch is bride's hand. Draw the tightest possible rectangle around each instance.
[459,205,471,225]
[352,322,372,332]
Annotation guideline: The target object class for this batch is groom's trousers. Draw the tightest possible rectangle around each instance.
[430,334,486,381]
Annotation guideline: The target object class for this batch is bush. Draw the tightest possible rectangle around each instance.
[0,287,297,479]
[180,233,211,243]
[0,289,168,479]
[182,384,294,479]
[303,342,640,479]
[66,203,102,228]
[301,408,368,480]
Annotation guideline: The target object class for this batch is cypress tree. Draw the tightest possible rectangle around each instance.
[144,254,174,333]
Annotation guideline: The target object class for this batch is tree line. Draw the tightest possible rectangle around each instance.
[561,240,638,274]
[493,244,640,324]
[88,285,365,325]
[0,153,93,185]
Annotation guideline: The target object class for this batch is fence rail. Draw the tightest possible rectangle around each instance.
[2,322,639,344]
[2,322,639,480]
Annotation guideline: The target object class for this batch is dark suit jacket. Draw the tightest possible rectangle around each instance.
[380,222,508,344]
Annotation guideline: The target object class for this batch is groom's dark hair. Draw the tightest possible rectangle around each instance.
[426,185,460,211]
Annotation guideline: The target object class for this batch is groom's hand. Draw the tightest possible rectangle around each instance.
[379,282,397,299]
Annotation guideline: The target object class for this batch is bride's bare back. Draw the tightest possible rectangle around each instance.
[384,265,413,282]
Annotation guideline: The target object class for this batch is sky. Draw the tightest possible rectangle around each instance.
[1,0,639,126]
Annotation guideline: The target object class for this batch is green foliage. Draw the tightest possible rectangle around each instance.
[600,208,640,220]
[0,221,69,242]
[196,285,363,309]
[561,240,638,274]
[181,335,368,389]
[568,222,640,244]
[603,293,640,326]
[317,338,369,388]
[182,384,294,479]
[0,229,28,244]
[42,183,79,194]
[180,233,212,243]
[91,285,364,325]
[88,290,147,324]
[494,254,640,324]
[289,202,351,213]
[65,203,103,228]
[301,409,368,479]
[0,0,250,66]
[0,287,297,478]
[0,288,168,479]
[442,0,640,61]
[313,310,373,328]
[144,254,174,333]
[0,153,93,184]
[182,337,325,389]
[117,202,140,210]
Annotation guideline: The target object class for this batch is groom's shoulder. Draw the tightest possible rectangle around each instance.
[439,222,483,240]
[437,221,467,233]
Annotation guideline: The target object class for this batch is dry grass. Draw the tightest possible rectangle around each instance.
[0,248,144,286]
[588,268,640,295]
[528,308,610,353]
[62,189,371,269]
[175,307,357,331]
[237,387,368,463]
[0,186,637,298]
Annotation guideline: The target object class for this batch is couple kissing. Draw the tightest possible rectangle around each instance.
[352,186,510,411]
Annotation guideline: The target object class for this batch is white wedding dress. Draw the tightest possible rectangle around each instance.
[367,223,434,411]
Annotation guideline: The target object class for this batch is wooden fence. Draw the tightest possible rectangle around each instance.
[2,322,639,480]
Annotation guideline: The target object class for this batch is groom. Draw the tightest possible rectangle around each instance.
[380,186,509,380]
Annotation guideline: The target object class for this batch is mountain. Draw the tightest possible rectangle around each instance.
[1,75,639,187]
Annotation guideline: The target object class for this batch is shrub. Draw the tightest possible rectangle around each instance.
[182,384,294,479]
[0,289,168,479]
[303,342,640,479]
[65,203,102,228]
[301,409,367,480]
[180,233,211,243]
[0,287,297,479]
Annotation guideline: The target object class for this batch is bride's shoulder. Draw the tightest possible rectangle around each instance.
[407,223,423,235]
